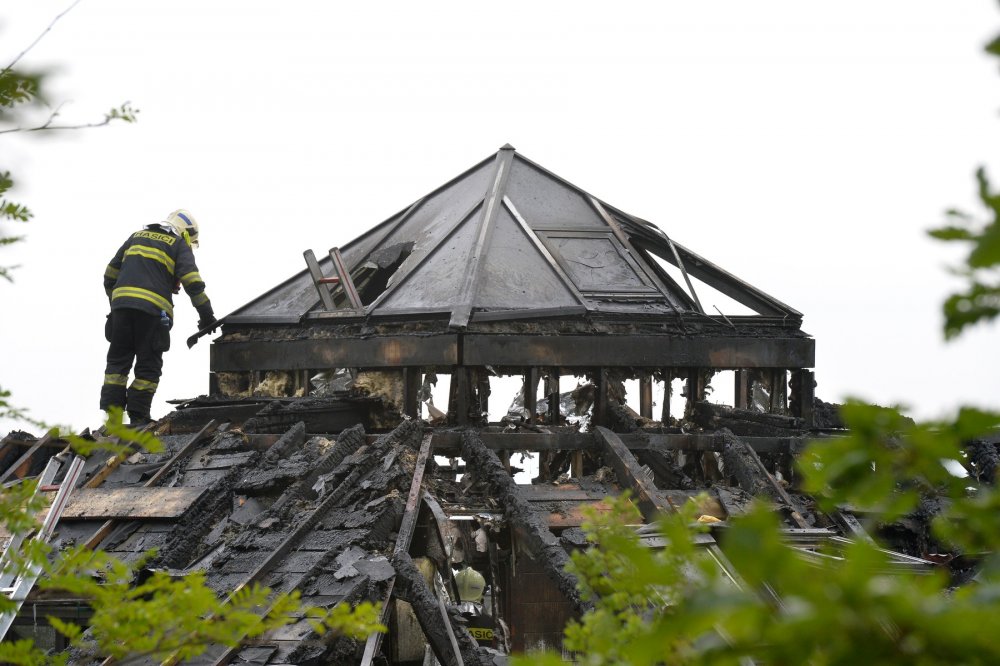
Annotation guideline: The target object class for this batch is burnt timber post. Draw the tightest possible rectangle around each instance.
[524,367,540,423]
[639,374,653,419]
[545,370,560,425]
[790,369,815,427]
[734,369,751,410]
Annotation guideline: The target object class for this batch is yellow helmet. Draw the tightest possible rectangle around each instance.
[455,566,486,602]
[166,209,199,248]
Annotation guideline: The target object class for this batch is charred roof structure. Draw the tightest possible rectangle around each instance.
[3,147,952,665]
[209,145,816,428]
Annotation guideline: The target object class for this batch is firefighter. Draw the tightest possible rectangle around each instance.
[100,210,217,426]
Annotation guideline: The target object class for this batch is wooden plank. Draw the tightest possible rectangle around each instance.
[83,450,130,489]
[545,501,613,529]
[62,487,206,520]
[595,426,673,521]
[303,249,337,310]
[329,247,364,312]
[84,421,219,550]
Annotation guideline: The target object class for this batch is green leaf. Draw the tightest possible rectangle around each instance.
[928,225,975,242]
[987,33,1000,56]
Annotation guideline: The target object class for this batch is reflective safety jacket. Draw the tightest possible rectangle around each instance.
[104,224,212,320]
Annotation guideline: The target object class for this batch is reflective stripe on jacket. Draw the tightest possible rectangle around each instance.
[104,225,211,318]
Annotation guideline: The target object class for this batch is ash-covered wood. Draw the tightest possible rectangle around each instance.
[968,440,1000,483]
[719,428,776,499]
[693,401,805,436]
[391,551,493,666]
[636,449,697,490]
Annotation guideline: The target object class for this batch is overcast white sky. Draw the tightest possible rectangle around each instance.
[1,1,998,432]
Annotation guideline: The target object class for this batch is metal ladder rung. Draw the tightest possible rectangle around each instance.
[0,454,86,640]
[303,247,363,312]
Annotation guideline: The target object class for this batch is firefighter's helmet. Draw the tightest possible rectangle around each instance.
[166,209,200,248]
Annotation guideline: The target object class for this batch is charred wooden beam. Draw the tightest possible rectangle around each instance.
[524,367,540,423]
[635,449,696,490]
[462,334,815,369]
[361,433,434,665]
[391,551,492,666]
[403,367,422,419]
[734,369,751,410]
[450,368,471,426]
[595,368,609,428]
[545,370,560,425]
[0,432,54,484]
[685,369,706,419]
[661,368,672,423]
[211,334,459,372]
[770,369,788,413]
[460,429,590,613]
[790,369,815,427]
[640,375,653,419]
[718,429,809,528]
[692,400,805,437]
[595,426,673,520]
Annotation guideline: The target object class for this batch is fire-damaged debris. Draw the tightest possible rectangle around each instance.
[720,429,778,498]
[310,368,355,397]
[693,400,805,436]
[968,439,1000,483]
[241,396,391,434]
[812,397,845,429]
[636,449,697,490]
[461,429,591,613]
[392,551,494,666]
[876,495,951,562]
[718,428,814,528]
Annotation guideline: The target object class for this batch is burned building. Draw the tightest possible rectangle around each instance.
[207,144,815,427]
[0,146,938,664]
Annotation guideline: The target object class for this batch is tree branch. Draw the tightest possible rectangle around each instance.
[0,101,138,135]
[0,0,84,76]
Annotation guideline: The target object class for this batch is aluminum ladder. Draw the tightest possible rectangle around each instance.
[0,453,86,640]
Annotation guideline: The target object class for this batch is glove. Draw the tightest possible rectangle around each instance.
[198,315,219,332]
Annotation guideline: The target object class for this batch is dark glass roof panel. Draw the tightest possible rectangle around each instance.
[506,157,605,229]
[377,158,494,251]
[475,206,580,310]
[379,209,480,311]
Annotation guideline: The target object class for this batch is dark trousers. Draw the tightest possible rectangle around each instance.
[100,309,166,420]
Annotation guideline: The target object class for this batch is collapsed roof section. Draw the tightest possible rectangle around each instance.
[210,146,814,414]
[0,396,946,664]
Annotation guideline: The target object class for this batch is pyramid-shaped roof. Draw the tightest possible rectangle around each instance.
[226,145,801,328]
